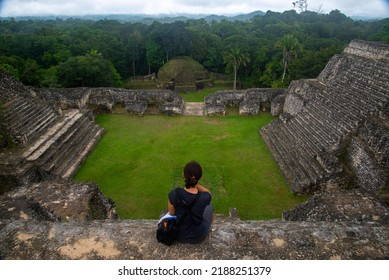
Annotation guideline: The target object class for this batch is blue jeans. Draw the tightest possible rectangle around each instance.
[179,204,214,244]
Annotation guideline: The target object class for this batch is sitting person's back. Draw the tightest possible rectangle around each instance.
[167,161,214,244]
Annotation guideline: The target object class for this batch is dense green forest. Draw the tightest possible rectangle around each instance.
[0,10,388,89]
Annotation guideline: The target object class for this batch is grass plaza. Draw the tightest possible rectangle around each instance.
[74,111,307,220]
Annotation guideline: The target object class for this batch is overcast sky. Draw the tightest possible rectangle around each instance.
[0,0,388,18]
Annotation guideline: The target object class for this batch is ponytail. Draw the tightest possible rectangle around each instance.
[185,176,198,188]
[183,161,202,188]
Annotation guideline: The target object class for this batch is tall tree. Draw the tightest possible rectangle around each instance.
[56,51,121,87]
[128,30,144,77]
[223,48,250,90]
[275,34,303,82]
[145,40,163,75]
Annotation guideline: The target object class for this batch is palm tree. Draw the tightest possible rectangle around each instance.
[224,48,250,90]
[86,49,102,56]
[275,34,302,82]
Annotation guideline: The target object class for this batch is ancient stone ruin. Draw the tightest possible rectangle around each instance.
[204,88,286,116]
[157,56,210,92]
[261,40,389,196]
[1,40,389,260]
[37,87,184,116]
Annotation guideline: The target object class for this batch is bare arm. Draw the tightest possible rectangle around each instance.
[196,184,211,194]
[168,200,175,215]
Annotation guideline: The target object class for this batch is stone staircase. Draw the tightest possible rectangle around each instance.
[182,102,205,116]
[22,109,104,180]
[2,97,59,147]
[261,42,389,194]
[1,95,104,186]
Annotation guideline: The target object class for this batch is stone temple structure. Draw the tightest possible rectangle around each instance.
[261,40,389,195]
[1,40,389,260]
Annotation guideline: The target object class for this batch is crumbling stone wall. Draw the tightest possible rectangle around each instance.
[36,87,184,116]
[36,88,92,111]
[204,88,286,116]
[35,85,285,117]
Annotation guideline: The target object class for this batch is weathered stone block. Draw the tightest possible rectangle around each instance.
[36,88,91,110]
[125,101,147,115]
[88,89,115,112]
[279,112,292,123]
[245,88,285,103]
[358,116,389,171]
[205,90,245,107]
[205,104,225,116]
[344,39,389,61]
[316,152,343,174]
[287,79,323,101]
[283,189,389,224]
[239,101,260,115]
[347,137,387,194]
[159,102,183,116]
[0,182,118,222]
[283,93,304,116]
[271,94,286,116]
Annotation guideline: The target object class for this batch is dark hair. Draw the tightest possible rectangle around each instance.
[184,161,202,188]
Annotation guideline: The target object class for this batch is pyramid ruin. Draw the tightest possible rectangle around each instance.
[0,40,389,259]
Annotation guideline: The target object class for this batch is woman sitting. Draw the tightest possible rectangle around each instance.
[167,161,214,244]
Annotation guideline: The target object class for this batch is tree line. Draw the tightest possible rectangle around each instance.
[0,9,388,89]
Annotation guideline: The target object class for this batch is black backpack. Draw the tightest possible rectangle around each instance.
[156,189,199,246]
[156,215,179,246]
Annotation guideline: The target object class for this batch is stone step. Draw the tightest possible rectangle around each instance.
[52,121,99,176]
[61,126,104,179]
[303,109,339,144]
[3,98,31,121]
[307,100,351,137]
[10,104,46,132]
[23,110,81,161]
[3,98,59,147]
[260,126,303,193]
[290,115,326,154]
[39,117,91,175]
[182,102,205,116]
[20,110,58,146]
[262,123,310,192]
[275,121,323,187]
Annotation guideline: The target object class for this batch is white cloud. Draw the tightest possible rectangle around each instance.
[0,0,388,17]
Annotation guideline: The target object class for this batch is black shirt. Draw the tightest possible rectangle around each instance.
[168,187,212,242]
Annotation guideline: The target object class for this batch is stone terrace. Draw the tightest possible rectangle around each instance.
[261,40,389,194]
[2,216,389,260]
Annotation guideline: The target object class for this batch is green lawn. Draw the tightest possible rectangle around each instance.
[74,113,307,220]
